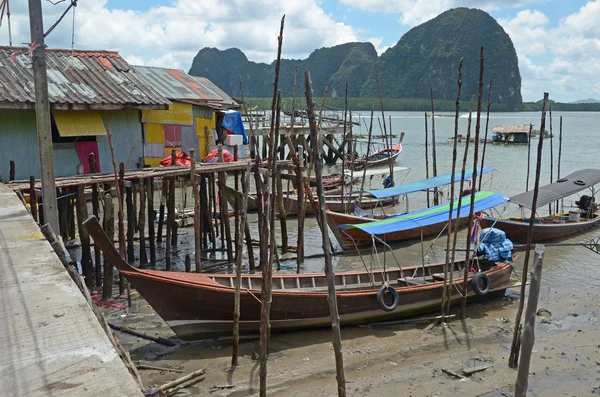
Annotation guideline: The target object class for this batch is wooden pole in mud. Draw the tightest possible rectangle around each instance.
[147,177,156,269]
[445,93,474,316]
[165,177,173,271]
[549,106,554,215]
[424,112,430,207]
[557,116,563,212]
[76,183,92,288]
[102,193,115,300]
[376,74,394,182]
[526,123,533,192]
[9,160,14,182]
[157,179,167,244]
[170,150,178,249]
[88,154,102,285]
[509,93,548,368]
[29,176,38,222]
[514,244,544,397]
[441,59,462,317]
[232,164,251,367]
[478,81,493,191]
[190,149,201,271]
[358,106,375,205]
[276,94,288,254]
[430,87,439,205]
[138,178,147,267]
[218,145,233,262]
[259,15,284,397]
[305,69,346,397]
[297,147,305,271]
[126,182,135,265]
[341,81,348,208]
[462,46,484,317]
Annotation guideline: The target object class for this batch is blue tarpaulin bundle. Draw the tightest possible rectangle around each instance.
[477,227,513,261]
[222,110,248,144]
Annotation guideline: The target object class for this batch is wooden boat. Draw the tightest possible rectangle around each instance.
[481,169,600,243]
[84,216,514,340]
[224,185,397,215]
[328,191,509,249]
[346,135,404,170]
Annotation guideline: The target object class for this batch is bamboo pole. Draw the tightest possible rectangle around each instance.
[445,93,474,316]
[217,146,233,262]
[102,193,114,300]
[259,15,284,397]
[147,177,156,269]
[376,74,394,182]
[526,123,533,191]
[478,81,493,191]
[462,46,485,317]
[358,106,374,204]
[440,59,462,317]
[29,176,38,222]
[341,81,348,208]
[165,177,173,271]
[126,183,135,265]
[509,93,548,368]
[430,87,439,205]
[296,147,305,271]
[190,149,201,271]
[305,70,346,396]
[557,116,563,212]
[424,112,430,207]
[232,164,251,366]
[76,184,92,288]
[514,244,545,397]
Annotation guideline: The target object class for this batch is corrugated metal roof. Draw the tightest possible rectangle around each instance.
[133,66,237,108]
[0,47,170,110]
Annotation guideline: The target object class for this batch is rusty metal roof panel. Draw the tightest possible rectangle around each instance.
[0,47,170,109]
[133,66,236,108]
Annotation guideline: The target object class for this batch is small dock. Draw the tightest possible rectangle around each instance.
[0,184,142,396]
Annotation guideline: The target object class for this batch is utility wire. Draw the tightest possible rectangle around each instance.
[44,0,77,38]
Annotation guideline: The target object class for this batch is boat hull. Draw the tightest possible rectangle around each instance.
[327,210,468,249]
[480,215,600,243]
[121,263,512,340]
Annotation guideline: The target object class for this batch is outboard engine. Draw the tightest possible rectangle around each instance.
[575,195,596,213]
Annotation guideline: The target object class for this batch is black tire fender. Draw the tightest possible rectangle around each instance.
[472,272,490,296]
[376,284,400,312]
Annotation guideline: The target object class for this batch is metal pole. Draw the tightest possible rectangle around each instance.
[28,0,59,235]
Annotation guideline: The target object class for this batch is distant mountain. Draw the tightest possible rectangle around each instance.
[189,8,522,110]
[570,98,599,104]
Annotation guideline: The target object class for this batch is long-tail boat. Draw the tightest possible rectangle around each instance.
[84,216,515,340]
[346,134,404,170]
[326,168,495,249]
[330,191,509,249]
[480,169,600,243]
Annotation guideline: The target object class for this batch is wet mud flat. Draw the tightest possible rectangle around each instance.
[101,251,600,397]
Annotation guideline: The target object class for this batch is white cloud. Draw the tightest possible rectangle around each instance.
[498,9,549,56]
[0,0,358,71]
[339,0,533,26]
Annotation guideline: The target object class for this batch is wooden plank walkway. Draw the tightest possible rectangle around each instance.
[0,184,143,397]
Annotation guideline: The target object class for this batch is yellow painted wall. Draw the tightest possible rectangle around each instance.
[141,103,193,125]
[145,123,164,143]
[195,114,215,160]
[52,110,107,136]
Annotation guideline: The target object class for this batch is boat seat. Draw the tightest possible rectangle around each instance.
[431,271,466,281]
[402,276,434,286]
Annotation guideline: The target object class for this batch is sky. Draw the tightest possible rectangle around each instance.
[0,0,598,103]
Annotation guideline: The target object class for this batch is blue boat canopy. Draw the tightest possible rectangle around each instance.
[222,110,248,144]
[351,167,494,199]
[339,191,509,236]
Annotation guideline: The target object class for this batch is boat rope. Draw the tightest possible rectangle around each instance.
[245,288,261,303]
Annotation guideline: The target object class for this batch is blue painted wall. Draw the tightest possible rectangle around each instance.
[0,109,143,180]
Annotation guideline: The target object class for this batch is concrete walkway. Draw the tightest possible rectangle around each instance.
[0,184,142,396]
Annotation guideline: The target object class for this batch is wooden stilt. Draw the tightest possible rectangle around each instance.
[218,145,233,262]
[157,179,167,244]
[234,146,240,265]
[557,116,563,212]
[526,123,533,191]
[509,92,548,368]
[430,87,439,205]
[76,184,93,288]
[185,253,191,273]
[549,106,554,214]
[9,160,15,181]
[232,164,251,366]
[305,69,346,397]
[126,182,135,264]
[138,178,147,267]
[190,149,201,271]
[29,176,38,222]
[514,244,545,397]
[462,47,484,317]
[424,113,430,207]
[118,162,126,296]
[68,190,76,240]
[88,154,101,286]
[296,148,305,271]
[165,178,173,271]
[441,59,463,318]
[102,193,115,300]
[478,81,493,191]
[58,188,68,240]
[147,178,156,269]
